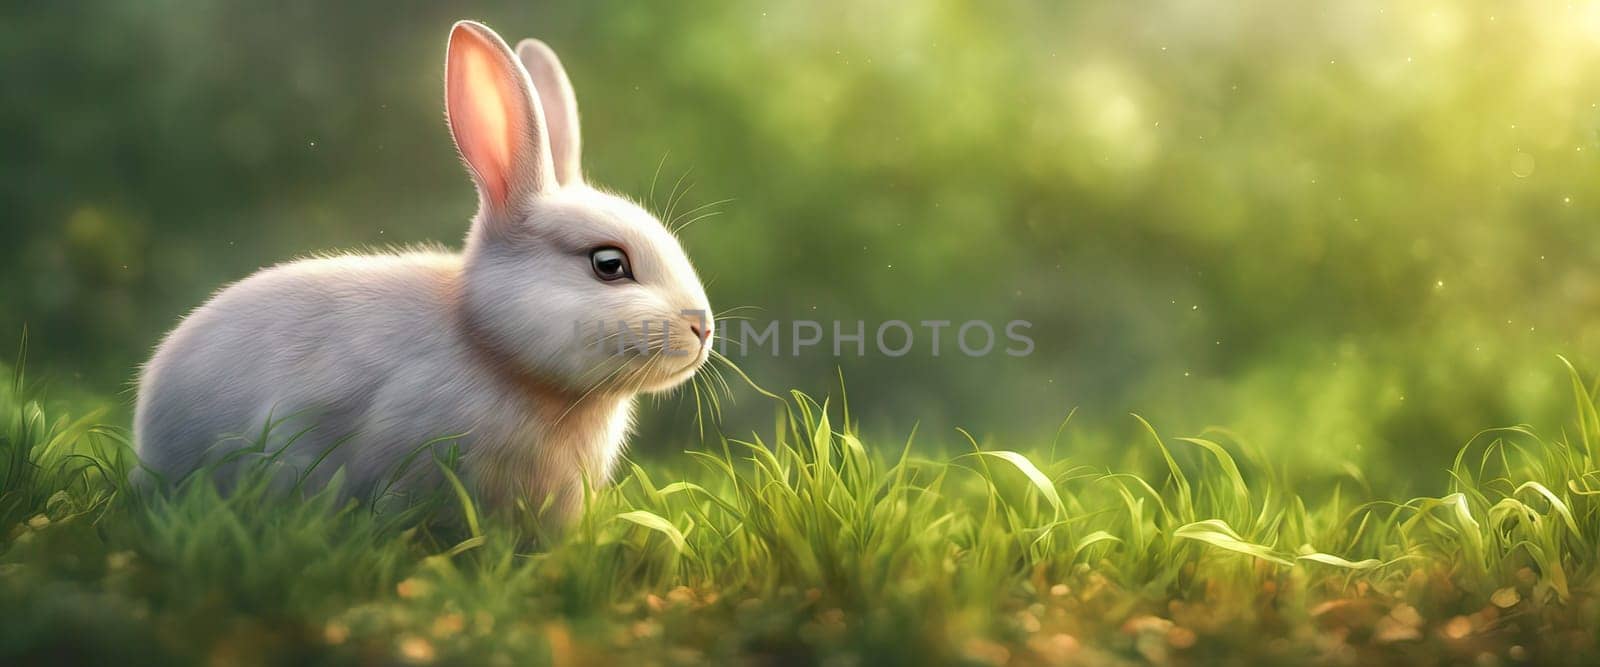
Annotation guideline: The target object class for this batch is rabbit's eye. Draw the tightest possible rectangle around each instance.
[590,247,633,282]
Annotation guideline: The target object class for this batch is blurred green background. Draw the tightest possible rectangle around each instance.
[3,1,1599,489]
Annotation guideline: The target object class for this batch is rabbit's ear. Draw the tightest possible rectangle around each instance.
[446,21,556,215]
[515,39,582,186]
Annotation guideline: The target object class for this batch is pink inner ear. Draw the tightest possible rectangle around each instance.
[448,36,516,205]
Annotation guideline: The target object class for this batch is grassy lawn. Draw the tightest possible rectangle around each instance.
[4,365,1600,666]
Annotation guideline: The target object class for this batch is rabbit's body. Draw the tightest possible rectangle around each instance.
[134,22,711,521]
[136,249,634,513]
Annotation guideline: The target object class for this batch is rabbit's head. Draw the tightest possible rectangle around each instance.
[445,21,712,396]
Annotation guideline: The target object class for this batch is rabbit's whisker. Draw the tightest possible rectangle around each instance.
[668,198,734,234]
[708,348,779,400]
[552,345,661,431]
[671,210,723,234]
[647,151,670,210]
[660,167,693,222]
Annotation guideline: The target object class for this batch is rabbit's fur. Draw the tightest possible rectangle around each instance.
[134,21,712,521]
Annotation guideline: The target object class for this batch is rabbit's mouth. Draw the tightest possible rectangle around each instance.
[674,346,710,376]
[628,363,701,395]
[653,346,708,388]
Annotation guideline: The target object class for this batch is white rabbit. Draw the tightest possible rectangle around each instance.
[133,21,713,521]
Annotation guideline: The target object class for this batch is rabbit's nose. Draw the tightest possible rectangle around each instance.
[689,323,711,344]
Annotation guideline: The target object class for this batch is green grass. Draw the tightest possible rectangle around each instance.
[4,363,1600,665]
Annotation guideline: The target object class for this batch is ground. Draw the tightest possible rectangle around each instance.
[4,375,1600,666]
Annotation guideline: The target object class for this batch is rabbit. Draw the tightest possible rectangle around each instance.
[133,20,713,522]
